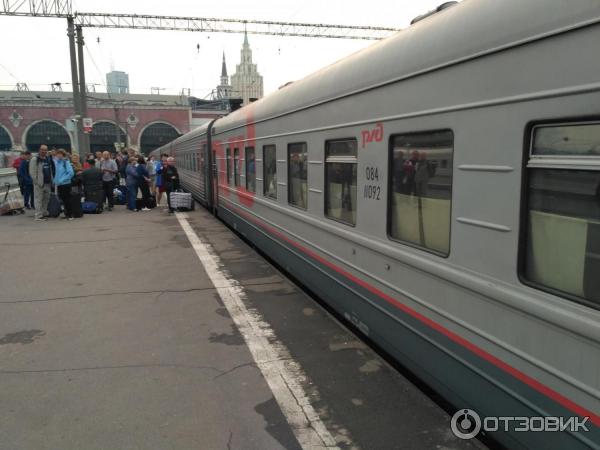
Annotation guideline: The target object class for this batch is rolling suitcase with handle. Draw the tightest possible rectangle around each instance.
[71,192,83,218]
[47,190,61,218]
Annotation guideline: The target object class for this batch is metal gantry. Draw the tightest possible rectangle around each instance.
[73,13,398,40]
[1,0,72,16]
[1,1,398,40]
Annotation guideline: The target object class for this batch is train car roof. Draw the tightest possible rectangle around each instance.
[152,120,211,156]
[214,0,600,133]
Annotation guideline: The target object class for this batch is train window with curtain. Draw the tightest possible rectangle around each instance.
[523,121,600,308]
[288,142,308,209]
[325,139,357,226]
[226,148,231,184]
[264,145,277,199]
[234,148,240,187]
[388,130,453,256]
[245,147,256,192]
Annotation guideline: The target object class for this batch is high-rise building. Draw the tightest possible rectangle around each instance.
[231,32,264,106]
[216,52,233,99]
[106,71,130,94]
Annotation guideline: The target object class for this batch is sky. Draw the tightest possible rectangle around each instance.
[0,0,444,99]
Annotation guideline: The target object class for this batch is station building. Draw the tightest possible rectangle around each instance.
[0,90,228,157]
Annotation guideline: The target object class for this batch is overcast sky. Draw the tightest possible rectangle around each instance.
[0,0,443,98]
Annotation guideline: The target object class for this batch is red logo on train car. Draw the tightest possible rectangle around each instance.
[361,122,384,148]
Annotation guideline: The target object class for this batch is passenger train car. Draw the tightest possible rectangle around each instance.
[153,0,600,448]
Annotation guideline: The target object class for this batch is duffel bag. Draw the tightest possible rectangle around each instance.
[82,201,102,214]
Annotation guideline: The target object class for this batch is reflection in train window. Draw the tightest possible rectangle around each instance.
[246,147,256,193]
[226,148,231,184]
[234,149,240,187]
[288,143,307,209]
[388,130,453,256]
[524,122,600,308]
[325,139,357,226]
[264,145,277,199]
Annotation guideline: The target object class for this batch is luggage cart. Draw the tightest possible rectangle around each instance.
[0,182,25,215]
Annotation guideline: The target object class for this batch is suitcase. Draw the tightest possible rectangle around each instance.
[147,195,157,209]
[82,201,102,214]
[47,191,62,218]
[170,191,194,211]
[71,192,83,218]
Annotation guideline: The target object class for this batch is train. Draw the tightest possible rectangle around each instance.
[152,0,600,448]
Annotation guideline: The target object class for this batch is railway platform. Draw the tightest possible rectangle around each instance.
[0,204,487,450]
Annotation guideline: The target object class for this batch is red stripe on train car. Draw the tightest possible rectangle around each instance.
[225,203,600,427]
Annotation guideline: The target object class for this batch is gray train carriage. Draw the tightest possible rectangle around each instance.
[152,122,213,207]
[172,0,600,448]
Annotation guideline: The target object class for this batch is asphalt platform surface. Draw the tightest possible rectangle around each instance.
[0,203,486,450]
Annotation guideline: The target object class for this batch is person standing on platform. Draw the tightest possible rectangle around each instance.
[125,157,139,212]
[53,149,75,220]
[100,151,118,211]
[155,154,168,206]
[147,155,157,193]
[136,156,151,211]
[71,154,82,173]
[12,153,24,195]
[83,153,94,170]
[29,145,53,221]
[18,151,34,209]
[163,157,180,214]
[118,150,128,186]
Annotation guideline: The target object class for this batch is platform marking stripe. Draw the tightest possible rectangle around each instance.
[176,213,340,450]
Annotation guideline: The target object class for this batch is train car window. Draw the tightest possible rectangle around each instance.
[245,147,256,193]
[200,145,207,173]
[388,130,453,256]
[523,121,600,308]
[288,143,308,209]
[234,148,240,187]
[226,148,231,184]
[263,145,277,199]
[325,139,357,226]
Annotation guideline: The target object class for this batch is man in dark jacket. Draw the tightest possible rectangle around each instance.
[81,163,104,205]
[163,157,180,213]
[18,151,34,209]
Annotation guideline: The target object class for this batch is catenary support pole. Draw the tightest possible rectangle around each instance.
[76,24,90,155]
[67,16,82,155]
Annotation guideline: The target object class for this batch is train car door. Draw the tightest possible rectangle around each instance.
[211,149,218,213]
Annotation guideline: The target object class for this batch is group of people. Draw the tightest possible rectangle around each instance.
[12,146,181,221]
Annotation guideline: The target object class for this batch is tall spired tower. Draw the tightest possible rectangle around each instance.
[231,31,264,105]
[216,52,233,99]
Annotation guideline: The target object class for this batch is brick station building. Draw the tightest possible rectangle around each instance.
[0,90,228,156]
